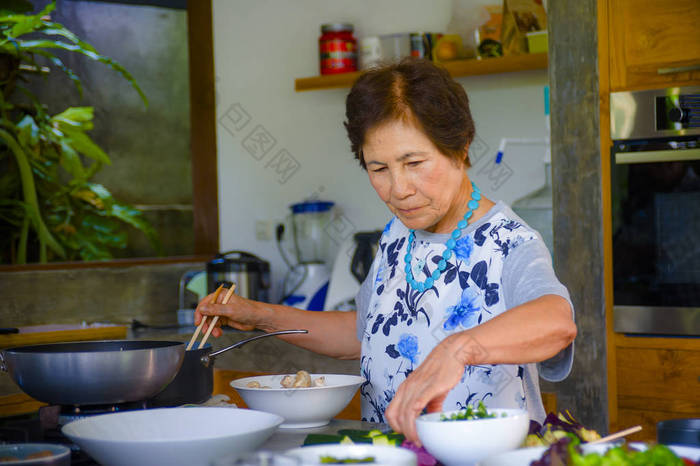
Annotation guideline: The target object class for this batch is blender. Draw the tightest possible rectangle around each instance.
[277,200,335,311]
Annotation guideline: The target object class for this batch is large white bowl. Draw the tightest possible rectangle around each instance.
[231,374,364,428]
[415,408,529,466]
[479,442,700,465]
[61,407,283,466]
[285,444,417,466]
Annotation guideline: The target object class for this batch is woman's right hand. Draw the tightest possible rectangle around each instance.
[194,289,261,337]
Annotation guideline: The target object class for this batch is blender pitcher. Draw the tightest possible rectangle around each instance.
[290,201,335,263]
[279,201,335,310]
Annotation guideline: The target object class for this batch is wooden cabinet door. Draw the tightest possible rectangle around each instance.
[615,338,700,442]
[609,0,700,91]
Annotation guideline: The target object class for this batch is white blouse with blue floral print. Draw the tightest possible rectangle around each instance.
[355,201,574,424]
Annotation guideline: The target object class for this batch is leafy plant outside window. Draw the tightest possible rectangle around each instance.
[0,1,162,264]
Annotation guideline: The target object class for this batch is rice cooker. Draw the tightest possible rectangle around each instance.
[206,251,271,302]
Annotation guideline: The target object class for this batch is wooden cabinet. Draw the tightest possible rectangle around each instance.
[608,0,700,91]
[614,335,700,442]
[0,324,127,348]
[600,0,700,436]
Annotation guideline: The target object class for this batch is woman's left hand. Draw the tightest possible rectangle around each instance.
[384,334,468,446]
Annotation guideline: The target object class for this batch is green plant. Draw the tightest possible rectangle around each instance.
[0,1,162,264]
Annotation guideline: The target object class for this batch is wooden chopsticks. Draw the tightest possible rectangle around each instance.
[586,425,642,445]
[186,284,236,350]
[186,285,223,350]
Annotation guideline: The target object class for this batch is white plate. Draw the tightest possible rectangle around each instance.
[0,443,70,466]
[61,407,283,466]
[285,444,417,466]
[231,374,364,428]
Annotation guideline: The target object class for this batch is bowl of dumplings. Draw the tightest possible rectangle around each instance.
[230,371,365,428]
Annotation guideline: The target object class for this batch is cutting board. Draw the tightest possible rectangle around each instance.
[0,324,128,348]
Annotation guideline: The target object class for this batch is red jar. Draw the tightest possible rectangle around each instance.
[319,23,357,75]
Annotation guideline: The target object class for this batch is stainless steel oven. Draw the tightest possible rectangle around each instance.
[610,86,700,336]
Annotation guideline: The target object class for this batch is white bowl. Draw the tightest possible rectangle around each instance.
[285,444,417,466]
[231,374,364,428]
[61,407,283,466]
[415,408,529,466]
[479,441,700,465]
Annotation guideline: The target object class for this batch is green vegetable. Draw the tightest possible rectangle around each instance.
[571,444,686,466]
[534,436,688,466]
[336,430,381,440]
[304,435,349,446]
[319,456,375,464]
[440,401,497,421]
[305,430,405,447]
[526,411,602,447]
[370,434,404,447]
[337,429,405,446]
[0,2,159,264]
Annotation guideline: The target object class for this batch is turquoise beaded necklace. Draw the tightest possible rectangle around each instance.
[404,182,481,292]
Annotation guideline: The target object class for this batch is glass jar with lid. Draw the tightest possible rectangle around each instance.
[319,23,357,75]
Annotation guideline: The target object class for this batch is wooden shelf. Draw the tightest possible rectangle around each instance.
[294,53,548,92]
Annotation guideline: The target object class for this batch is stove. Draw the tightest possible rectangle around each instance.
[0,402,149,466]
[56,401,148,426]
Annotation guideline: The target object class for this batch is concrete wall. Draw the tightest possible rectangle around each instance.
[0,261,358,398]
[0,262,203,327]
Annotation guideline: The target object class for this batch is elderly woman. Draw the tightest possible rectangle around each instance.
[196,59,576,444]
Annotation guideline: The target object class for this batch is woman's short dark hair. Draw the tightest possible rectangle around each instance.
[344,58,475,169]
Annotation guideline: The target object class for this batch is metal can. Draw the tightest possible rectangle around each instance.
[319,23,357,75]
[359,36,382,70]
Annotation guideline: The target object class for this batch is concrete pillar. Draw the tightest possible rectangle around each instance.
[545,0,609,433]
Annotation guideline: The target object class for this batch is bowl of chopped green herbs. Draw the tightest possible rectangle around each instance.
[415,402,529,466]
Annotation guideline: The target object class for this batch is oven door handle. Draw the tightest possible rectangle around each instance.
[615,148,700,164]
[657,64,700,75]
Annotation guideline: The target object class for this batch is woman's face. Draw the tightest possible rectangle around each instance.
[362,119,468,232]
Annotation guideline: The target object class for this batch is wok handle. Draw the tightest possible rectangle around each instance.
[203,329,308,365]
